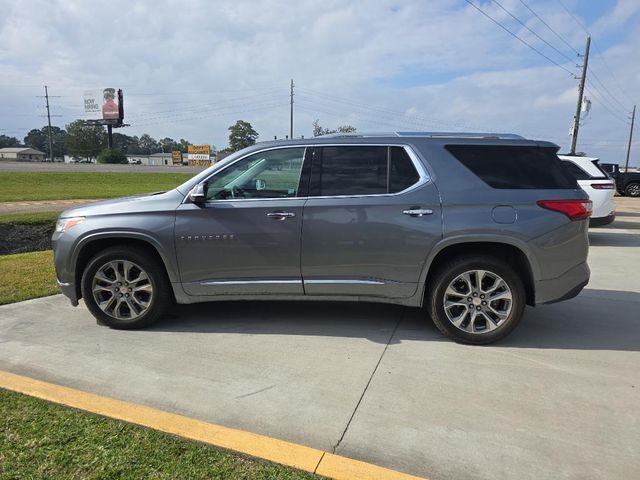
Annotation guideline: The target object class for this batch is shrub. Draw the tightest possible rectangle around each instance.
[97,148,127,164]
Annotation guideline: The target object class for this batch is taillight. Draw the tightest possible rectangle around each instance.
[537,199,592,221]
[590,183,615,190]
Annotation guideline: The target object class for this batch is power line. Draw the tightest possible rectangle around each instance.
[133,102,289,128]
[587,69,630,113]
[551,1,632,112]
[591,41,636,105]
[129,98,289,124]
[555,0,590,34]
[518,0,580,55]
[584,85,630,125]
[297,88,485,130]
[463,0,575,76]
[127,92,288,119]
[490,0,575,63]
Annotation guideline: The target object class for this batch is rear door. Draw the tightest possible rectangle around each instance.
[301,144,441,298]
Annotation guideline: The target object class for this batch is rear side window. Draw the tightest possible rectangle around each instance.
[390,147,420,193]
[316,146,421,196]
[562,160,591,180]
[445,145,578,189]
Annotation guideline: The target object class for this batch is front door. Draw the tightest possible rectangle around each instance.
[301,145,442,298]
[176,146,309,296]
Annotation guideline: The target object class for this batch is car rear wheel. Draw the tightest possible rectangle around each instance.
[625,182,640,197]
[427,255,526,344]
[81,247,171,329]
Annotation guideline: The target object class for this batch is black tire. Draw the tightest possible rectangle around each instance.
[426,255,526,345]
[624,182,640,197]
[81,246,172,329]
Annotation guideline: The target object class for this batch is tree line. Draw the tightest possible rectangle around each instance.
[0,118,356,162]
[0,121,201,160]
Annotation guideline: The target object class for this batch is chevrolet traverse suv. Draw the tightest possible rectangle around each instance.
[52,132,591,344]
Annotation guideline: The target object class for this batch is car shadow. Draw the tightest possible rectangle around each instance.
[614,211,640,218]
[597,219,640,230]
[588,231,640,247]
[148,288,640,352]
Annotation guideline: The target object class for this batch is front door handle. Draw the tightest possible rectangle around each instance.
[267,211,296,220]
[403,208,433,217]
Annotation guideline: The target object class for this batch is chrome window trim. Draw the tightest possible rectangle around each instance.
[184,145,309,205]
[186,143,432,204]
[306,144,430,199]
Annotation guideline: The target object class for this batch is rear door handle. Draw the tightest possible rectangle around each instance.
[403,208,433,217]
[267,211,296,220]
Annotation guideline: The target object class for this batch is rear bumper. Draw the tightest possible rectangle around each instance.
[535,261,590,305]
[589,213,615,227]
[57,279,79,306]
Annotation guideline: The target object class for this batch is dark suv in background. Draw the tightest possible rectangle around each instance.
[52,132,591,344]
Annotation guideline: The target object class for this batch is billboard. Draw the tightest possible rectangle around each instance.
[83,88,121,121]
[171,150,182,165]
[187,144,211,166]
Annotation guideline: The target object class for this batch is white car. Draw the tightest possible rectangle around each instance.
[559,155,615,226]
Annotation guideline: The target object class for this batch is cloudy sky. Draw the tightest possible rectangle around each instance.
[0,0,638,164]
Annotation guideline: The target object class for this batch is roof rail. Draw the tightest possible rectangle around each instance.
[317,131,525,140]
[395,131,525,139]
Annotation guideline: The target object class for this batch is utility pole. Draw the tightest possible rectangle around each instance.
[624,105,636,171]
[570,36,590,155]
[290,79,294,140]
[44,86,54,161]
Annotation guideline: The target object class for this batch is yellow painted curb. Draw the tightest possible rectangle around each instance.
[0,370,425,480]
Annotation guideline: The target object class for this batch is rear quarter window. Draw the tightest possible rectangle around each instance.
[562,160,591,180]
[445,145,578,189]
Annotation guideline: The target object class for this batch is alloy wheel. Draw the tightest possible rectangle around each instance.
[443,269,513,334]
[91,260,154,320]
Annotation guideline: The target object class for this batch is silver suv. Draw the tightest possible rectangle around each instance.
[52,132,591,344]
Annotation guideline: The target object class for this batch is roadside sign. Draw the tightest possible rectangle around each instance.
[171,151,182,165]
[187,144,211,166]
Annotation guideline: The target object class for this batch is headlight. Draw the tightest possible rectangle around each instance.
[55,216,85,233]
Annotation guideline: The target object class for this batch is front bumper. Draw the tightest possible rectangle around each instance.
[535,261,590,305]
[57,279,79,306]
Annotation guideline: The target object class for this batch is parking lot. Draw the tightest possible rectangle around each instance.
[0,197,638,480]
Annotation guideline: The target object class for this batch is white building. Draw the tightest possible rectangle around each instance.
[0,147,46,161]
[148,152,175,166]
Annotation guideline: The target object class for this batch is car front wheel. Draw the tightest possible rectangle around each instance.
[427,255,526,344]
[81,247,171,329]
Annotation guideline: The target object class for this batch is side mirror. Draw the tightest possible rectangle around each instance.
[189,184,206,203]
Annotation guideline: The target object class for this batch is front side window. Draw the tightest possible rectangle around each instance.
[205,147,305,200]
[316,146,421,196]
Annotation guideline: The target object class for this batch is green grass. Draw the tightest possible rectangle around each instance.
[0,389,318,479]
[0,251,58,305]
[0,211,60,225]
[0,172,194,202]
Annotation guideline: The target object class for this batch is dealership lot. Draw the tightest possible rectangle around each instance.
[0,200,638,479]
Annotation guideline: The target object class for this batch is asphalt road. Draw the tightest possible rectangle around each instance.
[0,204,639,479]
[0,161,205,174]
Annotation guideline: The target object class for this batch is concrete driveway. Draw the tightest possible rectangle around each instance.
[1,223,639,479]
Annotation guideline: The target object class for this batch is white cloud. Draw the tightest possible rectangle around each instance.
[0,0,638,163]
